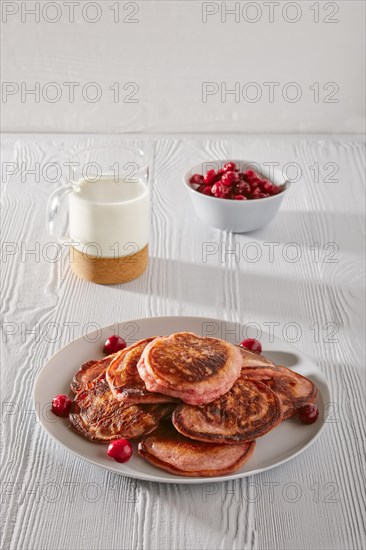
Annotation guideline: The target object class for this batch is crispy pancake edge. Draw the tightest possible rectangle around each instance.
[106,337,177,404]
[263,365,317,419]
[70,354,116,394]
[172,380,283,444]
[238,347,276,368]
[69,372,172,442]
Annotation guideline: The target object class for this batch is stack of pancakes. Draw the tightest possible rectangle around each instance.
[69,332,317,477]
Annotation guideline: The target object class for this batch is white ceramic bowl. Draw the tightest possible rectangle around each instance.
[183,160,290,233]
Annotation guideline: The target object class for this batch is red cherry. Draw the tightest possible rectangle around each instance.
[199,185,213,196]
[220,176,231,187]
[212,182,230,198]
[223,162,237,172]
[220,176,232,187]
[204,169,217,185]
[251,188,261,199]
[222,171,239,186]
[261,181,272,192]
[103,335,127,355]
[236,182,251,195]
[239,338,262,354]
[52,394,72,417]
[298,404,319,424]
[107,439,133,463]
[190,174,204,185]
[270,185,282,195]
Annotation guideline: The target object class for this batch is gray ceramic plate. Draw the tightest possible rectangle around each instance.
[33,316,330,484]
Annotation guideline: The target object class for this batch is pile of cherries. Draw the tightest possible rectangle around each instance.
[190,162,283,200]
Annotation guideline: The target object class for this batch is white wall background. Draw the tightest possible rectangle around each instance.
[1,0,365,133]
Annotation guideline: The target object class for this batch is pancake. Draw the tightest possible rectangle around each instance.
[172,377,283,444]
[106,337,178,404]
[238,346,282,380]
[69,372,173,442]
[262,365,317,419]
[70,354,114,394]
[238,346,276,369]
[138,422,256,477]
[137,332,242,405]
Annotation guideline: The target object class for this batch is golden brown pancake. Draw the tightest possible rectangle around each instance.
[262,365,317,419]
[137,332,242,405]
[238,346,276,369]
[70,354,114,394]
[138,422,256,477]
[106,337,178,404]
[238,347,283,380]
[69,372,173,442]
[172,377,283,444]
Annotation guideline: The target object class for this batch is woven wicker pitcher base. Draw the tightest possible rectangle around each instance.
[70,245,148,284]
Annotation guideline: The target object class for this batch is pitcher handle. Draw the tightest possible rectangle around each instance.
[46,185,74,243]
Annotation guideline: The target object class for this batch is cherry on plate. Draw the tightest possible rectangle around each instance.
[103,335,127,355]
[107,439,133,463]
[239,338,262,354]
[52,394,72,417]
[298,404,319,424]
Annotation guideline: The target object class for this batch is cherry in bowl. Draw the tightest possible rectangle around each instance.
[189,162,282,201]
[184,159,290,233]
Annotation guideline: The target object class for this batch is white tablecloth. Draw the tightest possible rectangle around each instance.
[1,134,365,550]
